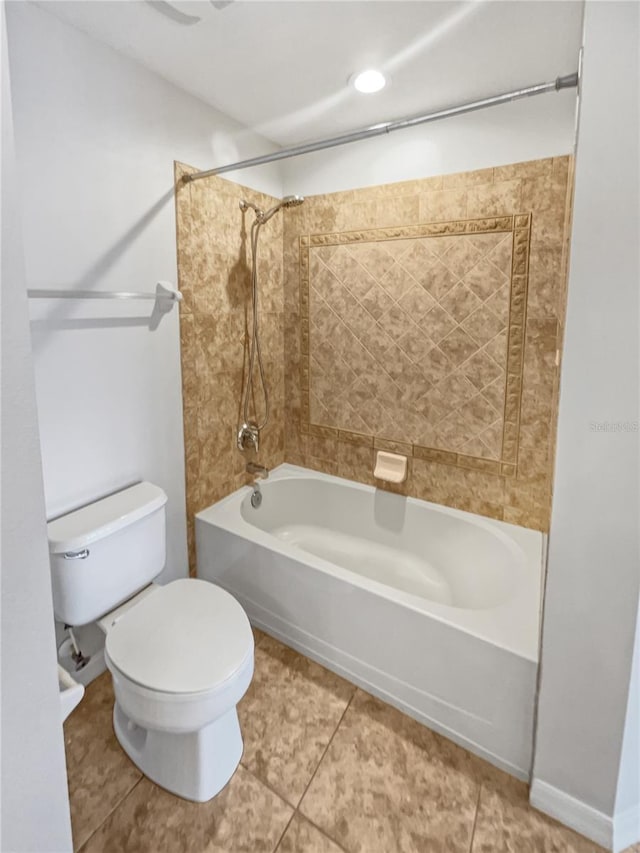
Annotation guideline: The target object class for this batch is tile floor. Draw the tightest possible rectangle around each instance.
[65,628,613,852]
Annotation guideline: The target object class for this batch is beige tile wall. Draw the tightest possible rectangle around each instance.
[175,163,285,570]
[175,157,572,546]
[302,217,529,475]
[283,157,574,531]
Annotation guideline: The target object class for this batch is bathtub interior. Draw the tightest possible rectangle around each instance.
[202,464,544,661]
[241,474,530,611]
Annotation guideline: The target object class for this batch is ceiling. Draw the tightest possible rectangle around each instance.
[39,1,584,147]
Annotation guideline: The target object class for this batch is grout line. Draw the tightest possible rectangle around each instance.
[296,812,350,853]
[241,765,346,853]
[240,763,298,812]
[75,775,144,852]
[298,687,356,808]
[291,687,357,853]
[268,684,355,853]
[242,650,356,853]
[272,810,296,853]
[467,783,484,853]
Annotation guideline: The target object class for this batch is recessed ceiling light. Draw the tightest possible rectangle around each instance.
[350,69,387,94]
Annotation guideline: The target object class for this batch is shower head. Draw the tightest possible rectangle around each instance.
[282,195,305,208]
[257,194,305,224]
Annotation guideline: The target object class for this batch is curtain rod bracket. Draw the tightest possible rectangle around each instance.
[556,72,579,90]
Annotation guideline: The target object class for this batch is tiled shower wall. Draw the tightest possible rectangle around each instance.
[175,163,285,569]
[302,222,523,466]
[283,157,573,531]
[176,156,573,556]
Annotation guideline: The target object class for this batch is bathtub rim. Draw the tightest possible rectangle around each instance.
[196,463,544,663]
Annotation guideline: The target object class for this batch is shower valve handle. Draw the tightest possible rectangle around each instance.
[237,422,259,452]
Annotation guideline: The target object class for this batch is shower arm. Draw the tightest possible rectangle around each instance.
[183,71,579,183]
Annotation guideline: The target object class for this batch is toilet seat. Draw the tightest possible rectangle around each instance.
[105,578,254,695]
[107,649,254,734]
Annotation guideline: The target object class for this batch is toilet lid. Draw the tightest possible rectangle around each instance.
[105,579,253,694]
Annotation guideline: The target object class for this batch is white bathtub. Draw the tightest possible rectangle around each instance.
[196,464,544,779]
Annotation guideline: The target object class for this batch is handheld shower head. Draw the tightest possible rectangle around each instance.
[257,194,305,224]
[240,194,304,224]
[282,195,305,208]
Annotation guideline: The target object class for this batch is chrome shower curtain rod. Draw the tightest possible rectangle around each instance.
[184,71,579,183]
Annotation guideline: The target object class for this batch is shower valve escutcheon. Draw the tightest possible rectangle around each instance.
[237,422,260,452]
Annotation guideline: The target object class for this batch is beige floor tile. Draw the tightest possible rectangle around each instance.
[64,671,142,851]
[65,641,616,853]
[238,636,356,806]
[251,624,268,647]
[277,814,345,853]
[471,771,607,853]
[80,767,292,853]
[299,689,480,853]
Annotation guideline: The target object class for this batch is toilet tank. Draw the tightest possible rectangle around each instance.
[48,482,168,626]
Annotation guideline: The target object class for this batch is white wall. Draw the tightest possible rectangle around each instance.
[532,3,640,850]
[1,5,73,849]
[282,89,577,196]
[6,3,283,598]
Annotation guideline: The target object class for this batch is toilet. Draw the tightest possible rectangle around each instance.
[47,481,254,802]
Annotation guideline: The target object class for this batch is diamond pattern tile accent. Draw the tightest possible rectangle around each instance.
[303,219,525,464]
[438,326,481,367]
[439,283,483,323]
[397,285,436,319]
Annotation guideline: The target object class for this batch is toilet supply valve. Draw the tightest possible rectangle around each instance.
[64,625,91,672]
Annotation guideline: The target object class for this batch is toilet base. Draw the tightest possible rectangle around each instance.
[113,701,243,802]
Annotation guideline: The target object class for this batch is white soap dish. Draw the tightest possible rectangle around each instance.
[374,450,407,484]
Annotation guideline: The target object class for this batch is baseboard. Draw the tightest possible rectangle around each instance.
[614,804,640,852]
[530,778,613,850]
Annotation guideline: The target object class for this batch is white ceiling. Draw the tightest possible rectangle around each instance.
[39,1,584,147]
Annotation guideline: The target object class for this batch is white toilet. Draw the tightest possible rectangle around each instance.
[47,481,254,802]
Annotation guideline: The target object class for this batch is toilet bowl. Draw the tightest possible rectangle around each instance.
[47,481,255,802]
[102,578,254,802]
